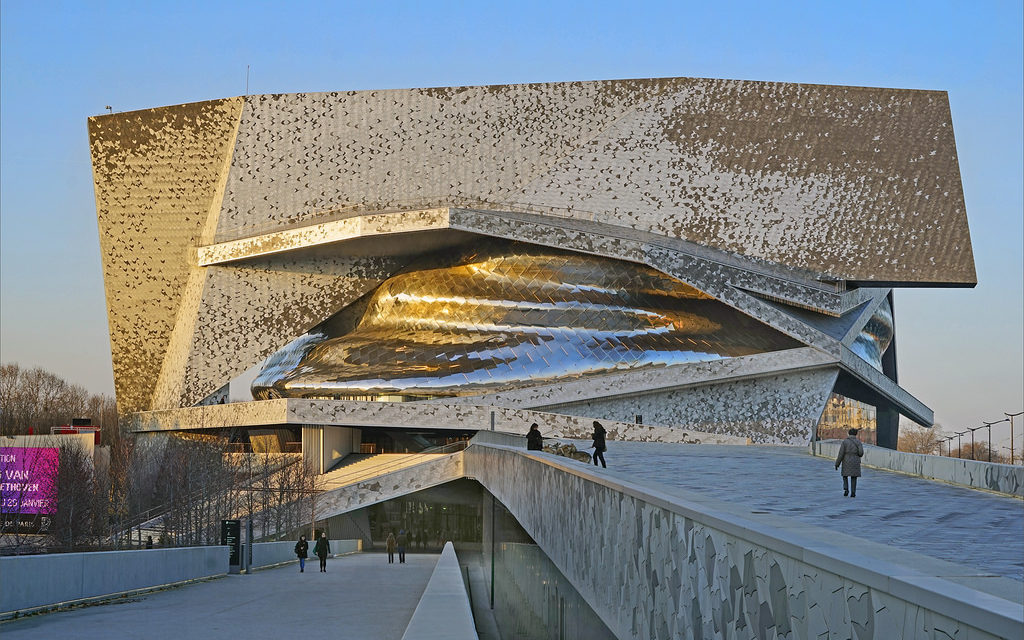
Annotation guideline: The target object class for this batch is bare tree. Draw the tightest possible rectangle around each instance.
[0,362,119,443]
[48,438,103,551]
[951,442,1009,463]
[898,424,944,454]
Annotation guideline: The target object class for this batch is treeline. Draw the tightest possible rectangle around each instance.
[899,424,1013,463]
[0,362,118,442]
[1,363,317,554]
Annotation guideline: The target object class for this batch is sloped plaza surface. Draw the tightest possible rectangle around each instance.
[0,552,438,640]
[579,442,1023,581]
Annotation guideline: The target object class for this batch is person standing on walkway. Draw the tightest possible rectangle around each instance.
[526,423,544,451]
[397,529,408,563]
[591,421,607,468]
[835,428,865,497]
[294,535,309,573]
[386,531,396,564]
[314,532,330,572]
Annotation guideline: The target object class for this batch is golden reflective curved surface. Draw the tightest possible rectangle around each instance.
[252,243,802,400]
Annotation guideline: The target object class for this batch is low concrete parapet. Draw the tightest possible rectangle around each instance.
[0,546,227,619]
[468,442,1023,640]
[401,542,478,640]
[811,440,1024,497]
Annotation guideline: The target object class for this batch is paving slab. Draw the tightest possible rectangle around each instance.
[568,441,1024,581]
[0,551,438,640]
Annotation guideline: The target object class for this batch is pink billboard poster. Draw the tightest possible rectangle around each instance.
[1,447,59,515]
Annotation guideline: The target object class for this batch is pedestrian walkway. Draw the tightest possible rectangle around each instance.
[0,552,439,640]
[575,441,1024,581]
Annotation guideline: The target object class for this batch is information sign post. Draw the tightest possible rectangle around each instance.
[221,519,241,574]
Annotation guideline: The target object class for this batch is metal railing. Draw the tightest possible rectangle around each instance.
[111,454,303,546]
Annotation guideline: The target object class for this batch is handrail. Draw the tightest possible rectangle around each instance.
[112,453,303,543]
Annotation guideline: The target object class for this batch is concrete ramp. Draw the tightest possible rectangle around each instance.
[466,442,1022,640]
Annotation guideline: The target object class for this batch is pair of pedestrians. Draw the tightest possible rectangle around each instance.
[525,421,608,467]
[294,532,331,572]
[385,530,408,563]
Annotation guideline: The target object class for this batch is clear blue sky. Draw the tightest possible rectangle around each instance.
[1,1,1021,447]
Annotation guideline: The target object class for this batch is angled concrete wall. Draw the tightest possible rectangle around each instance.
[465,442,1022,640]
[0,546,227,618]
[811,440,1024,497]
[316,453,465,521]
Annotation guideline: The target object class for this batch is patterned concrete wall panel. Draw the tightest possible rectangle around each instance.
[216,82,668,241]
[132,399,288,432]
[286,399,496,431]
[432,348,836,412]
[505,79,973,284]
[465,445,1015,640]
[212,79,972,284]
[89,98,244,414]
[198,208,453,265]
[132,398,747,445]
[544,368,840,444]
[315,453,464,520]
[168,254,404,408]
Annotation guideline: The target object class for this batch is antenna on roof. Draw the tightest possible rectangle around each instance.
[105,106,112,114]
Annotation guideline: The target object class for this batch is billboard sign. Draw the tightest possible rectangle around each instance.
[1,447,59,516]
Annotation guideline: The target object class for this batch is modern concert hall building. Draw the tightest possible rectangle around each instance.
[86,77,1011,640]
[89,76,973,451]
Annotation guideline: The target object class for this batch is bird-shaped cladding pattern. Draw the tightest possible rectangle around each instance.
[251,242,803,400]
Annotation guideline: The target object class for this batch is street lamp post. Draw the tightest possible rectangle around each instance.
[956,431,966,458]
[968,426,984,460]
[1007,412,1023,465]
[982,419,1009,463]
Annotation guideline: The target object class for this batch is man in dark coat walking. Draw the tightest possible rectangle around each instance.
[835,428,865,497]
[294,535,309,572]
[397,529,408,563]
[313,532,330,572]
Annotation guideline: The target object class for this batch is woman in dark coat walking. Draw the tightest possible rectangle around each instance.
[294,535,309,572]
[313,532,330,572]
[526,423,544,451]
[591,421,607,468]
[385,531,396,564]
[835,428,865,497]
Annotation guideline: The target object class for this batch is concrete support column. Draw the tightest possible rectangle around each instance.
[302,425,322,473]
[876,407,900,450]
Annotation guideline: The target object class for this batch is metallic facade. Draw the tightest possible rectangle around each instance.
[89,76,975,444]
[251,242,800,400]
